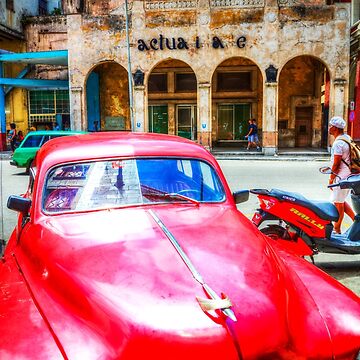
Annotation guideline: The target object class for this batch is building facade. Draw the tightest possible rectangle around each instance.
[0,0,65,150]
[25,0,349,154]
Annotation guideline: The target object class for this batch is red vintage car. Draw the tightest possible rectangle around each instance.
[2,132,360,359]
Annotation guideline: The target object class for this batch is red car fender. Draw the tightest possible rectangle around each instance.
[0,256,64,359]
[272,242,360,359]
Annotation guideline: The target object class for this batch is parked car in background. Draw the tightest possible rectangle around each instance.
[3,132,360,360]
[10,130,86,172]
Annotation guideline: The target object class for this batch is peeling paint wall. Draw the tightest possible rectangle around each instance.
[0,0,38,33]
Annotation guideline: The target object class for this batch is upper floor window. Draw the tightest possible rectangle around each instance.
[6,0,14,11]
[175,73,197,92]
[148,74,168,93]
[217,72,252,92]
[352,0,360,25]
[39,0,48,15]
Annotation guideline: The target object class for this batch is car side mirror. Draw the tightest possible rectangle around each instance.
[7,195,31,215]
[233,190,249,204]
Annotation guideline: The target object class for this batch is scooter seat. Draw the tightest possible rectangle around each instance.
[269,189,339,222]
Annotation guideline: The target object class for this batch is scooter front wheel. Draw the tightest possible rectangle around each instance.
[260,225,314,258]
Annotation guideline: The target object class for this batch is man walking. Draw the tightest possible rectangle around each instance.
[328,116,355,234]
[245,119,261,151]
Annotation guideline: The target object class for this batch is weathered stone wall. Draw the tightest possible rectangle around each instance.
[97,62,130,130]
[25,0,350,150]
[25,16,68,80]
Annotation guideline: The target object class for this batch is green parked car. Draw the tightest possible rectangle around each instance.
[10,130,86,172]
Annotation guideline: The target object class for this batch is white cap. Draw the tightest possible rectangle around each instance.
[329,116,346,129]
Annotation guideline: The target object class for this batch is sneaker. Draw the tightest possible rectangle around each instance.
[256,147,261,151]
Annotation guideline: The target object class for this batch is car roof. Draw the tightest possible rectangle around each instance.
[25,130,86,137]
[36,132,214,170]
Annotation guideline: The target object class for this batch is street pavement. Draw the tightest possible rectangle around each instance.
[219,159,360,296]
[1,158,359,296]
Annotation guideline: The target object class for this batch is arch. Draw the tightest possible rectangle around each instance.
[84,61,129,132]
[147,58,198,141]
[279,54,332,81]
[146,57,197,85]
[209,56,265,84]
[211,57,264,148]
[278,55,330,149]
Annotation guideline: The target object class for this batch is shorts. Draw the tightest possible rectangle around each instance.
[249,134,259,142]
[330,187,350,203]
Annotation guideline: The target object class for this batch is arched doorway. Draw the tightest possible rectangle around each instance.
[211,58,263,147]
[278,56,330,149]
[85,61,129,132]
[147,59,197,140]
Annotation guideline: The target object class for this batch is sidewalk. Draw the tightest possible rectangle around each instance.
[212,147,330,161]
[0,151,12,160]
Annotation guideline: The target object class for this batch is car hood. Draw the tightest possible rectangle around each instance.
[17,205,360,359]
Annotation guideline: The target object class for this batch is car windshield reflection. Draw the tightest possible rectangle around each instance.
[43,158,225,213]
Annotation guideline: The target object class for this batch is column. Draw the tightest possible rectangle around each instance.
[197,82,212,149]
[133,85,146,132]
[353,55,360,139]
[69,86,84,131]
[0,62,5,151]
[262,82,278,155]
[331,78,347,120]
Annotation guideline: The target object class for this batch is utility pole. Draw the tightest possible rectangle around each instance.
[125,0,135,132]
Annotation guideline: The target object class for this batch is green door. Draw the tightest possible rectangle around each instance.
[234,104,251,140]
[218,104,251,140]
[177,105,197,140]
[149,105,168,134]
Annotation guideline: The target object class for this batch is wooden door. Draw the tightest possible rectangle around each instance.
[295,106,313,147]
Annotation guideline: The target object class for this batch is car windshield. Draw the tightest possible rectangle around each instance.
[43,158,225,213]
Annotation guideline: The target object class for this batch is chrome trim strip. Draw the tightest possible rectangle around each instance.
[148,209,237,321]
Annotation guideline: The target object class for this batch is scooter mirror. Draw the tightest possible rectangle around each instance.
[319,166,332,174]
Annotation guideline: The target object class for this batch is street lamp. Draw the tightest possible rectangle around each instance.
[124,0,135,132]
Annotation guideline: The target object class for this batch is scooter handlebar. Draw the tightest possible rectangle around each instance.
[328,183,340,188]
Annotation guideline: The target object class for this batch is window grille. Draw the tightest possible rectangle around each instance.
[28,90,70,127]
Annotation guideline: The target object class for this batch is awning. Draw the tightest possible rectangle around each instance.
[0,50,68,66]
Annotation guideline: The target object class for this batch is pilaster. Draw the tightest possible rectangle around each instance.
[133,85,146,132]
[69,86,83,131]
[262,82,278,155]
[197,82,212,149]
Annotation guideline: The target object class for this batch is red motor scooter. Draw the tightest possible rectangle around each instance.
[251,168,360,261]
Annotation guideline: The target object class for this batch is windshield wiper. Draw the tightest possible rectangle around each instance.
[163,192,200,206]
[141,185,200,206]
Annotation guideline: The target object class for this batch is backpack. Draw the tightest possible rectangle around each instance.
[338,136,360,174]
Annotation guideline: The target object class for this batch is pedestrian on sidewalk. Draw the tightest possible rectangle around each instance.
[328,116,355,234]
[245,119,261,151]
[8,123,17,153]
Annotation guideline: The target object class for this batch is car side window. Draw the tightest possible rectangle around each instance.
[22,135,43,148]
[41,135,52,145]
[26,170,36,200]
